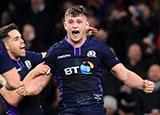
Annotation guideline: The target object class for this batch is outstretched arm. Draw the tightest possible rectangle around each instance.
[111,63,155,93]
[0,63,51,106]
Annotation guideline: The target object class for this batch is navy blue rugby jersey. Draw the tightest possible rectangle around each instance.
[0,51,43,115]
[44,36,120,107]
[0,39,15,74]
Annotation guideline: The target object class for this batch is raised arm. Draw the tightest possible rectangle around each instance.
[111,63,155,93]
[0,63,51,106]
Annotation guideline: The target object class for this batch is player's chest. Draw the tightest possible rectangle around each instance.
[14,59,33,80]
[55,48,102,75]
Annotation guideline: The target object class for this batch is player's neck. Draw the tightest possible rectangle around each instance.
[9,54,20,61]
[67,36,87,48]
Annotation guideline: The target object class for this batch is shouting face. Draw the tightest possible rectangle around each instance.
[6,29,26,60]
[64,14,89,47]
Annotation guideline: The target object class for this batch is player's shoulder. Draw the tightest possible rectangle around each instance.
[26,51,40,55]
[88,37,106,46]
[46,40,65,56]
[50,39,65,49]
[24,51,42,59]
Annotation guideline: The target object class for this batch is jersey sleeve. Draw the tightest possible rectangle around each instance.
[26,51,43,67]
[101,43,120,71]
[43,46,57,74]
[0,40,15,74]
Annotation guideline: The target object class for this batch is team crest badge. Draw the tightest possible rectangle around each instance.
[87,50,96,58]
[25,60,32,69]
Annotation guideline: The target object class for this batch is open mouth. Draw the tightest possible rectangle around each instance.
[20,45,26,51]
[72,30,80,35]
[20,45,25,49]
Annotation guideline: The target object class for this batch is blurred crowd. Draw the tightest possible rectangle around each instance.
[0,0,160,115]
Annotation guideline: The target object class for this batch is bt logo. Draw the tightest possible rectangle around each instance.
[64,61,94,75]
[64,66,79,75]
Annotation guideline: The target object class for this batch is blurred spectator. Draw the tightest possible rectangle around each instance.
[22,24,35,49]
[87,5,98,17]
[128,2,159,48]
[136,64,160,114]
[148,64,160,82]
[25,0,57,47]
[55,1,74,40]
[94,22,109,43]
[56,0,74,21]
[88,16,99,27]
[22,24,48,52]
[103,95,118,115]
[87,0,110,21]
[127,44,142,66]
[106,5,130,62]
[152,0,160,13]
[125,43,146,79]
[0,10,15,27]
[118,85,137,115]
[11,0,58,49]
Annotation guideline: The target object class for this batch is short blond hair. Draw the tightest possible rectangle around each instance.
[65,5,87,19]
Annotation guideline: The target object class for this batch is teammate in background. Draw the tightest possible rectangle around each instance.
[0,23,51,115]
[0,39,21,90]
[42,5,154,115]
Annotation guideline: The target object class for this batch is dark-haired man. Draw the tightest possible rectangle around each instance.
[0,23,51,115]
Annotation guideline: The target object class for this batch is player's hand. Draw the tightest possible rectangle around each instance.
[32,62,51,76]
[142,80,155,93]
[86,26,98,36]
[16,82,28,96]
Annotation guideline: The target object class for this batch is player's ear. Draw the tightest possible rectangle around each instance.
[86,21,89,28]
[63,21,67,30]
[4,42,9,50]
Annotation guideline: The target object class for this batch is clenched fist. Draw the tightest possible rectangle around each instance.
[142,80,155,93]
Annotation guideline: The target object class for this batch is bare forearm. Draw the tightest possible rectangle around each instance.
[25,74,51,96]
[2,68,21,90]
[0,70,37,106]
[23,69,37,84]
[111,63,155,93]
[0,72,36,106]
[0,63,51,106]
[112,64,144,90]
[123,70,144,90]
[23,62,50,84]
[0,88,23,106]
[0,74,23,106]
